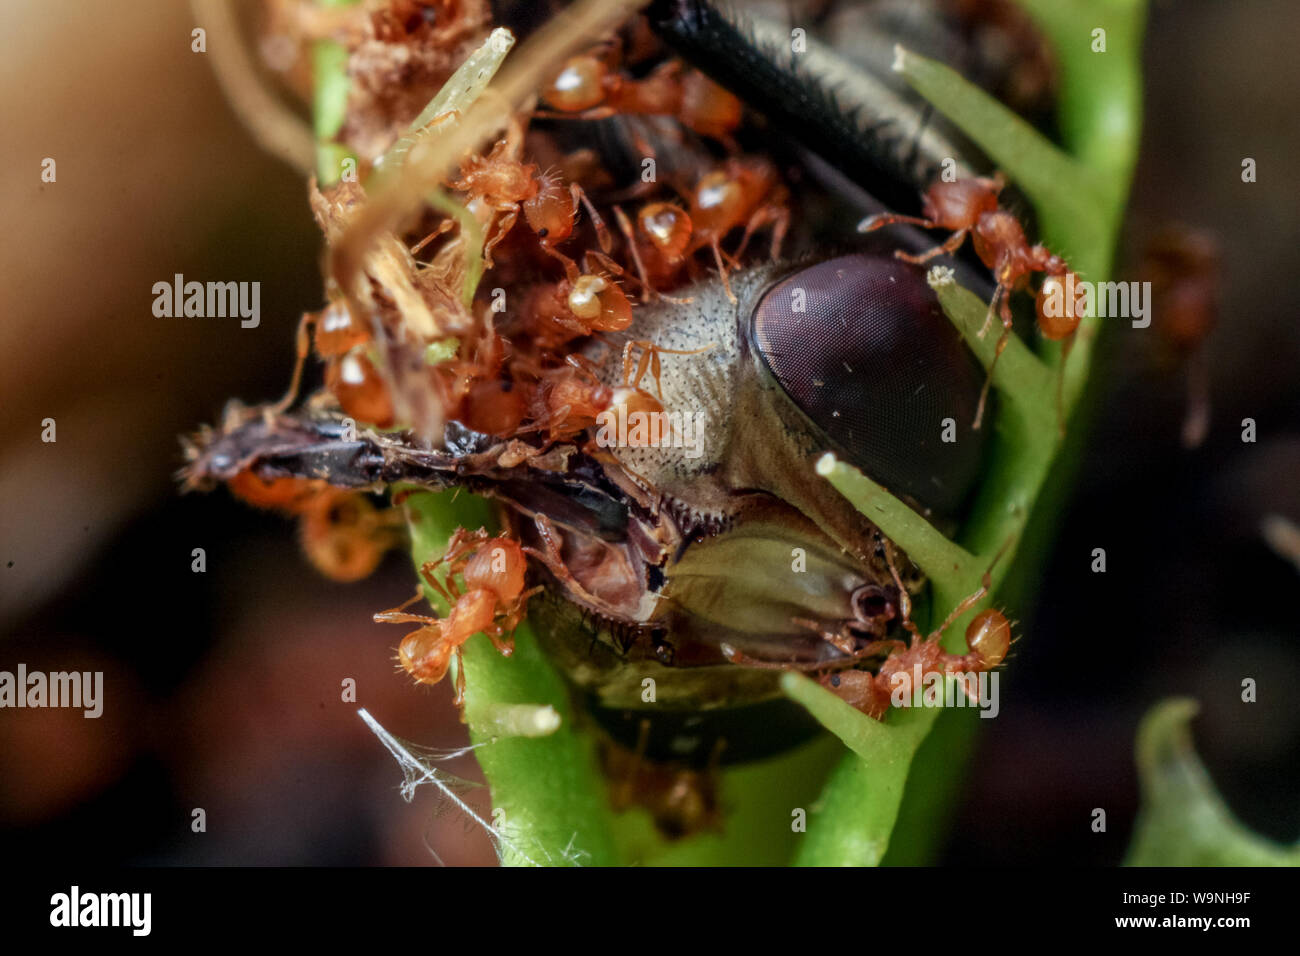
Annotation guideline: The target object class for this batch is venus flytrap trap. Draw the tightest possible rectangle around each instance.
[398,2,1135,865]
[182,0,1155,868]
[1125,699,1300,866]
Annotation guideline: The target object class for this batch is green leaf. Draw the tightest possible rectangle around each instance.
[1125,699,1300,866]
[783,675,937,866]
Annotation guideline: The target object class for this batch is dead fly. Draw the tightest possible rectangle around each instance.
[185,0,1057,833]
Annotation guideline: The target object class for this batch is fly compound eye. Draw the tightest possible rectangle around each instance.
[750,253,988,516]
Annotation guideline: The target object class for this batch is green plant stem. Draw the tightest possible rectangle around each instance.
[403,490,619,866]
[313,0,357,184]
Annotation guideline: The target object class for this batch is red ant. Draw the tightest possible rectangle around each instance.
[270,299,392,426]
[859,176,1084,431]
[540,52,742,141]
[375,528,540,704]
[228,470,402,582]
[1139,226,1220,447]
[684,157,789,302]
[613,202,694,300]
[530,358,614,442]
[519,269,635,350]
[722,544,1013,720]
[268,297,398,429]
[437,118,611,275]
[830,545,1013,718]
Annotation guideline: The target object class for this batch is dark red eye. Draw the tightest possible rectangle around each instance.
[750,252,988,516]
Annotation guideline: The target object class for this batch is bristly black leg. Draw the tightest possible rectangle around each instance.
[646,0,985,215]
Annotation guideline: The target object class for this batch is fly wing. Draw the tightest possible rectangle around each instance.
[180,405,639,544]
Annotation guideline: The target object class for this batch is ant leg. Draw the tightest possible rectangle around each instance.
[620,340,655,392]
[768,206,791,261]
[732,204,788,263]
[481,203,519,269]
[612,205,655,302]
[881,548,925,645]
[482,621,517,657]
[973,373,994,432]
[417,565,456,608]
[572,183,612,253]
[453,646,466,707]
[927,575,992,644]
[410,219,455,255]
[857,211,936,234]
[978,284,1004,339]
[973,292,1016,430]
[710,239,737,304]
[565,352,606,379]
[531,106,618,122]
[584,250,652,298]
[374,607,438,627]
[925,535,1015,643]
[267,311,315,416]
[894,228,970,266]
[541,244,581,282]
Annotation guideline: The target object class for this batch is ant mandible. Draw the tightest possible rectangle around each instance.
[858,175,1085,431]
[375,529,540,704]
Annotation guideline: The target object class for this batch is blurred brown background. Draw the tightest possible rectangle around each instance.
[1,0,1297,865]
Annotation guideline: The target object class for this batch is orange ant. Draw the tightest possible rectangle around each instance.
[299,489,403,582]
[519,269,636,350]
[838,545,1013,718]
[375,528,540,704]
[268,298,398,429]
[684,157,789,302]
[531,357,614,441]
[613,202,694,300]
[432,118,611,276]
[859,176,1084,430]
[722,544,1013,720]
[433,326,536,439]
[540,52,742,141]
[1139,226,1220,448]
[228,470,402,582]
